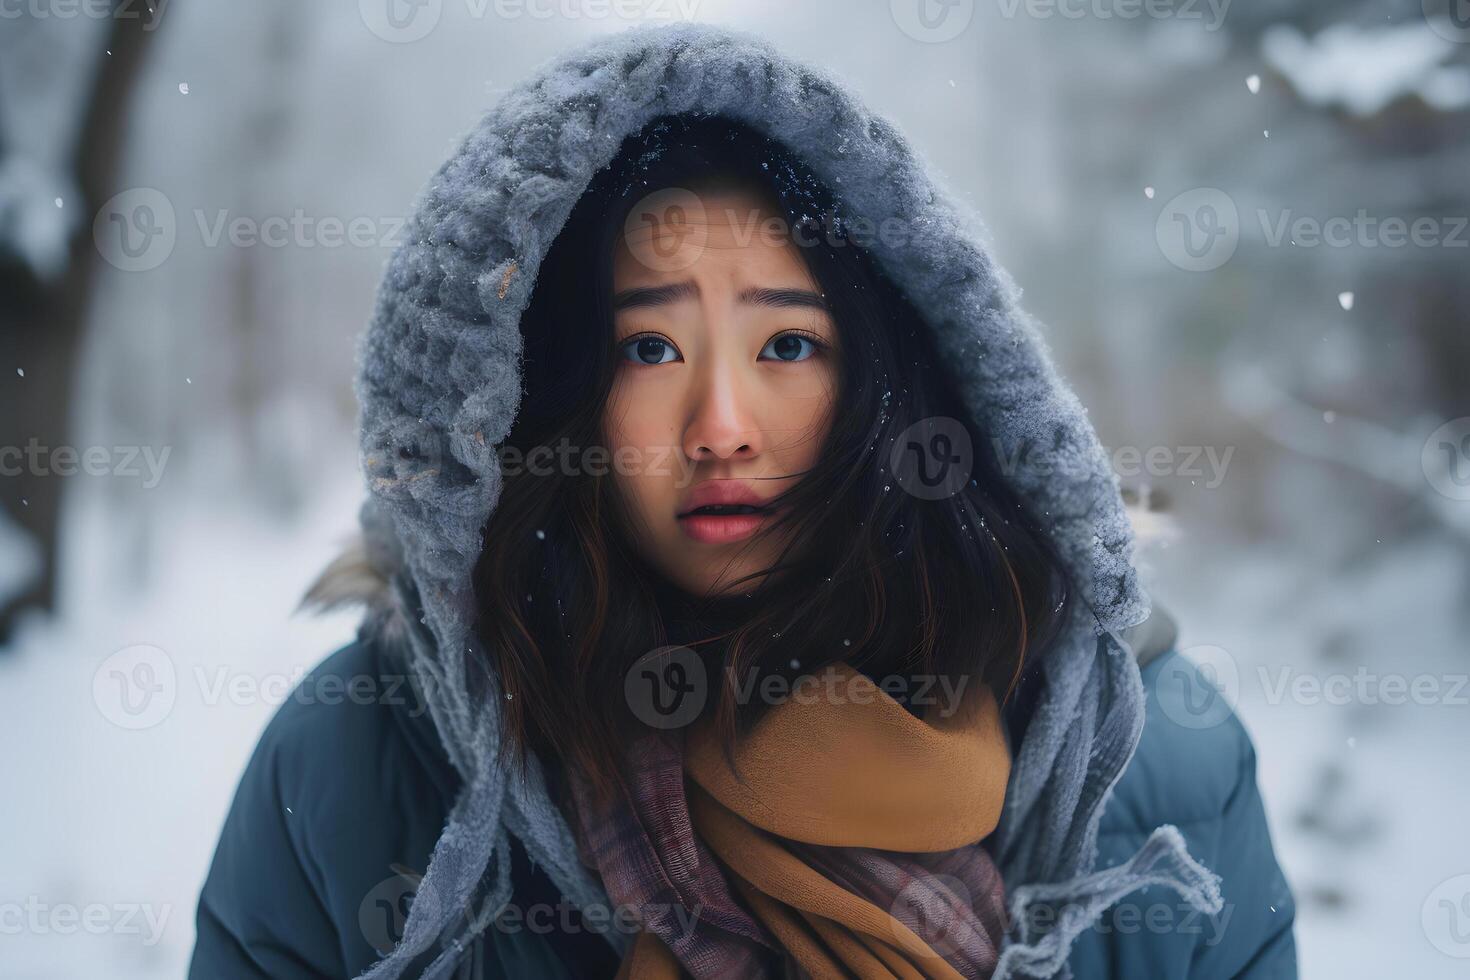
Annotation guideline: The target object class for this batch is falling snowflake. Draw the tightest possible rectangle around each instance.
[179,82,190,95]
[1144,186,1155,199]
[1338,291,1354,310]
[1246,74,1262,94]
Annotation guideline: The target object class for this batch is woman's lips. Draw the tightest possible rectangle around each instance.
[677,509,773,544]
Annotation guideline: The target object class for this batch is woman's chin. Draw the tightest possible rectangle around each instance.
[665,565,771,602]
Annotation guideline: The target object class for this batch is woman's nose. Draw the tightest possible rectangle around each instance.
[682,353,762,462]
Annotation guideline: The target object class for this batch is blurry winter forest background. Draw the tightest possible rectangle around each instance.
[1,0,1467,976]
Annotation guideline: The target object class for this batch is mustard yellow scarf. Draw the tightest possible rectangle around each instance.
[570,663,1012,979]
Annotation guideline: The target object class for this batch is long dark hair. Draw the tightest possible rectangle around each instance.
[473,114,1073,797]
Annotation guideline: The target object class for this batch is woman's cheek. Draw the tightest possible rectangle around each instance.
[771,371,836,458]
[606,384,675,528]
[605,376,648,458]
[609,382,663,457]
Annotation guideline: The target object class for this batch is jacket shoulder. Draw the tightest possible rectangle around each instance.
[1113,605,1250,830]
[1071,648,1298,978]
[1105,649,1258,833]
[253,635,456,804]
[189,637,456,978]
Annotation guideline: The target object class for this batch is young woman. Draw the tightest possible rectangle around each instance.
[190,24,1296,980]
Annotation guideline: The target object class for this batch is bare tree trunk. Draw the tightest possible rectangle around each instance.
[0,9,160,643]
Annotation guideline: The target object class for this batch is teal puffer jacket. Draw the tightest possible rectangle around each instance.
[1067,619,1298,978]
[188,607,1297,979]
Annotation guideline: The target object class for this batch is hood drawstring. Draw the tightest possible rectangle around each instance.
[990,628,1223,979]
[996,823,1223,979]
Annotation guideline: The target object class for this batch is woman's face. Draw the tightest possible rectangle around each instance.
[604,186,840,598]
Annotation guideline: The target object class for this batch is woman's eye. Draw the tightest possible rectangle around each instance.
[620,335,681,365]
[760,332,820,362]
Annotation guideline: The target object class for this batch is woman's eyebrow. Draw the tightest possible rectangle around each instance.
[611,281,698,311]
[738,287,829,312]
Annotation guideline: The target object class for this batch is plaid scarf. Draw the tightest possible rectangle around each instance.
[567,663,1011,979]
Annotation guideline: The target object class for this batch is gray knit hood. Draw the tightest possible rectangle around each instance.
[348,22,1221,980]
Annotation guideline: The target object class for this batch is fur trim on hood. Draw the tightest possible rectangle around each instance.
[330,22,1220,980]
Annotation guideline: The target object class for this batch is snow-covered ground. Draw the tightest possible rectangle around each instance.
[1145,530,1470,979]
[0,468,364,979]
